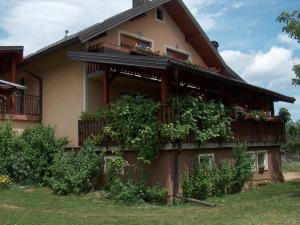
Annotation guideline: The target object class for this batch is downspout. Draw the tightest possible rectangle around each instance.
[22,66,43,122]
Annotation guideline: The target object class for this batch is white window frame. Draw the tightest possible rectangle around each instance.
[165,45,192,61]
[247,151,257,171]
[198,153,215,168]
[103,156,124,175]
[118,30,154,50]
[256,150,268,171]
[155,7,165,23]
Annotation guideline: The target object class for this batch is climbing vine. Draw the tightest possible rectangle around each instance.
[161,96,232,143]
[81,95,232,164]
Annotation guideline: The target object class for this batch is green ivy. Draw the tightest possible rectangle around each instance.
[81,95,232,164]
[161,96,232,143]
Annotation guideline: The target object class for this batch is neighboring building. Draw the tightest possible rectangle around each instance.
[0,0,295,199]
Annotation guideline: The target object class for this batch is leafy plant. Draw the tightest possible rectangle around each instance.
[162,96,232,143]
[106,178,168,205]
[230,144,254,193]
[19,124,68,184]
[0,175,12,189]
[49,139,100,195]
[277,107,291,123]
[213,160,232,196]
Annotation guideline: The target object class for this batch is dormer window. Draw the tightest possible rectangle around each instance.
[156,8,165,22]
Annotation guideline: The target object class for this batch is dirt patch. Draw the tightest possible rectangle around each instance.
[0,204,20,209]
[284,172,300,181]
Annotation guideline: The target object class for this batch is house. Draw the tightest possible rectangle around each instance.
[0,0,295,199]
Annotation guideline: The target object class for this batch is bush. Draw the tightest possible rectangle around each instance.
[182,160,212,200]
[213,160,232,196]
[182,144,254,200]
[49,140,100,195]
[144,185,168,205]
[107,178,145,205]
[17,124,68,184]
[107,178,168,205]
[0,121,18,176]
[0,175,12,189]
[230,144,254,193]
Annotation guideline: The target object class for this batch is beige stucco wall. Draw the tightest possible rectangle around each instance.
[17,43,85,147]
[89,8,206,66]
[0,120,39,134]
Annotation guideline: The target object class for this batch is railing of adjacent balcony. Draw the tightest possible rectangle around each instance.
[78,107,285,146]
[0,95,41,116]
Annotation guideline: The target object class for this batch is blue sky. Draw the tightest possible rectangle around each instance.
[0,0,299,120]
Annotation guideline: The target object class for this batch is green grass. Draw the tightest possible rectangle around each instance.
[282,161,300,172]
[0,182,300,225]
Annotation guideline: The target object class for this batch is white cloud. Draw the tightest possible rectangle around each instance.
[231,1,243,9]
[221,46,300,88]
[0,0,131,55]
[278,33,300,49]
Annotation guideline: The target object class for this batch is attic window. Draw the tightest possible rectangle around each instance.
[156,8,165,22]
[166,48,189,61]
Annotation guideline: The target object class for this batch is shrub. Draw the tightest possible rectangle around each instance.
[0,175,12,189]
[49,140,100,195]
[107,178,145,205]
[0,121,18,176]
[230,144,254,193]
[18,124,68,184]
[105,157,128,185]
[182,160,212,200]
[107,178,168,205]
[182,144,254,200]
[144,185,168,205]
[213,160,232,196]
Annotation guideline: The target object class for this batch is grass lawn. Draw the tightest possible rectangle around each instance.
[282,161,300,172]
[0,182,300,225]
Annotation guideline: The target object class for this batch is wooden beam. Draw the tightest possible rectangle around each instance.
[161,73,169,106]
[103,67,110,106]
[10,57,17,113]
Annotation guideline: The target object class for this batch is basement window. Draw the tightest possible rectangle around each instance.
[198,154,215,168]
[257,151,268,171]
[156,8,165,22]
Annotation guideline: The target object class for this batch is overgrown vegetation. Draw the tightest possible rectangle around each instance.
[0,122,67,184]
[49,139,100,195]
[0,121,100,195]
[82,95,232,163]
[284,120,300,153]
[182,144,254,200]
[161,96,232,143]
[104,157,168,205]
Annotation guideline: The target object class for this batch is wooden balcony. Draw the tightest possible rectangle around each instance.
[78,109,285,147]
[0,95,41,121]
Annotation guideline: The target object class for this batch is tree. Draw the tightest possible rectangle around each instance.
[277,10,300,85]
[283,121,300,153]
[278,107,291,123]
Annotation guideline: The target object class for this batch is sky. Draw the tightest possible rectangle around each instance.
[0,0,299,121]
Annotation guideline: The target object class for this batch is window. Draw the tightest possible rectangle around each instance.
[257,151,268,170]
[199,154,215,168]
[156,8,165,22]
[104,156,124,175]
[247,150,268,172]
[166,48,189,61]
[120,34,152,50]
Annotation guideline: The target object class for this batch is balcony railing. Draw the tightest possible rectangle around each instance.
[0,95,41,117]
[78,108,285,146]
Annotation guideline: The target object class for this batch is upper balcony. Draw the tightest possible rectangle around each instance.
[78,107,285,148]
[0,94,41,121]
